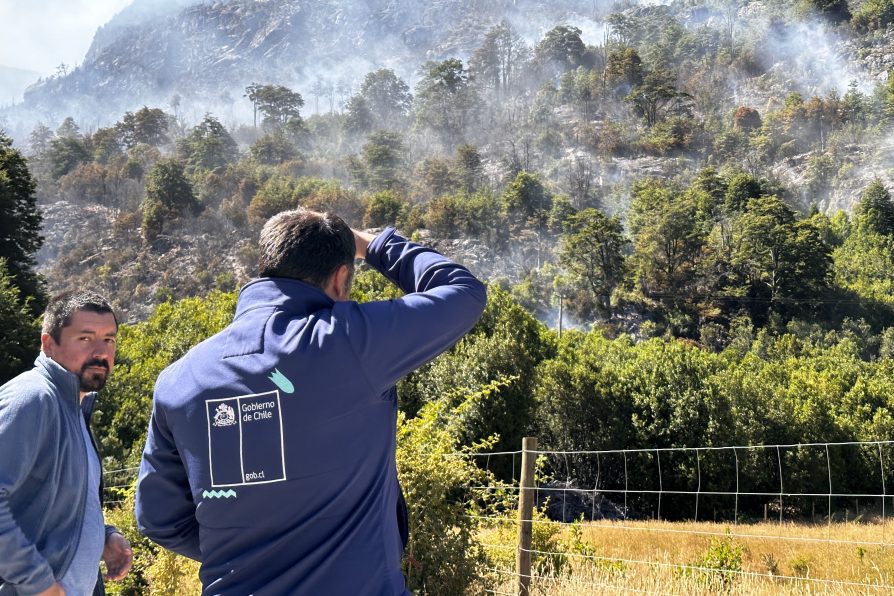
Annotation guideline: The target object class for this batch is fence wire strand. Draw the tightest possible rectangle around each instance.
[468,513,894,547]
[482,565,673,595]
[457,439,894,458]
[482,544,894,591]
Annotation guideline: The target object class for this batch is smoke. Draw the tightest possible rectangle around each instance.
[0,0,884,157]
[754,18,875,97]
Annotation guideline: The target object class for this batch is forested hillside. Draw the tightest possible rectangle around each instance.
[3,0,894,482]
[3,0,894,328]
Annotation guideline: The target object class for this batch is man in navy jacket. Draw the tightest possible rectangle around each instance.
[135,210,487,595]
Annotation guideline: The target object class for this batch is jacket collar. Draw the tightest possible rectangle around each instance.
[34,352,96,415]
[235,277,334,320]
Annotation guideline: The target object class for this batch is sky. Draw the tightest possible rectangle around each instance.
[0,0,133,75]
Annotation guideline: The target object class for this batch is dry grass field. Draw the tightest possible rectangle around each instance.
[482,518,894,595]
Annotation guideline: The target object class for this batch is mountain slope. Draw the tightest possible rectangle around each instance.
[9,0,597,131]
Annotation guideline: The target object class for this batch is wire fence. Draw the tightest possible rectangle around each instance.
[465,440,894,523]
[102,466,138,506]
[101,441,894,593]
[463,439,894,595]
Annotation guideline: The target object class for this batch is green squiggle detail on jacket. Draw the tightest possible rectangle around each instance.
[202,489,237,499]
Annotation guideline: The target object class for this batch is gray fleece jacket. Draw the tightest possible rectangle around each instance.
[0,353,116,595]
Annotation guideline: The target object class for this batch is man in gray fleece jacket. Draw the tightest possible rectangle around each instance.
[0,291,132,595]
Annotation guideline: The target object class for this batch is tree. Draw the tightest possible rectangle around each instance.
[604,47,644,94]
[58,163,121,208]
[559,208,628,315]
[802,94,838,151]
[692,167,727,215]
[840,81,869,142]
[416,158,457,199]
[534,333,636,470]
[344,95,374,136]
[249,134,299,165]
[454,144,483,195]
[309,79,326,114]
[625,67,690,127]
[244,83,305,133]
[0,258,39,380]
[356,131,406,192]
[169,93,182,121]
[0,132,44,311]
[724,172,764,213]
[833,226,894,307]
[801,0,850,22]
[500,171,551,233]
[628,180,705,298]
[27,123,53,156]
[566,153,595,205]
[248,176,358,222]
[396,388,498,594]
[534,25,588,76]
[534,332,736,497]
[141,158,200,241]
[469,21,528,98]
[362,191,403,228]
[116,107,172,148]
[415,59,478,146]
[56,117,80,138]
[45,135,90,180]
[605,10,674,49]
[730,196,831,316]
[177,115,239,172]
[733,107,762,133]
[90,127,123,165]
[357,69,412,130]
[854,178,894,237]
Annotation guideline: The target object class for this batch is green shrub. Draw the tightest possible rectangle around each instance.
[852,0,894,32]
[789,554,811,577]
[103,485,201,595]
[682,532,745,591]
[362,190,405,228]
[397,382,508,594]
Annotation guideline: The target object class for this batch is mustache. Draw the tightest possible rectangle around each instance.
[81,359,109,372]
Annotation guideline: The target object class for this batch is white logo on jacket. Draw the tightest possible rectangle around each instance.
[212,403,237,427]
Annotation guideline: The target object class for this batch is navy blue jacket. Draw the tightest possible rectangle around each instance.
[135,228,486,595]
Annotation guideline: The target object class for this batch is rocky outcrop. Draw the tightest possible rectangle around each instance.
[35,200,254,322]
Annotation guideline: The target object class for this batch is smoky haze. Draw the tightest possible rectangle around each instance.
[0,1,877,139]
[8,0,894,330]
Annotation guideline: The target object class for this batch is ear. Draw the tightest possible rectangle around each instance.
[324,265,352,301]
[40,332,56,356]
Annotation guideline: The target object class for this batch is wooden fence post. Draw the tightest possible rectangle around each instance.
[517,437,537,596]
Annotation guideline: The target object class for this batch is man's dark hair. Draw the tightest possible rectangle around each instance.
[42,290,118,343]
[258,209,355,288]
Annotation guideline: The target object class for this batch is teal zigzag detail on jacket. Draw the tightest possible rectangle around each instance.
[268,368,294,394]
[202,489,237,499]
